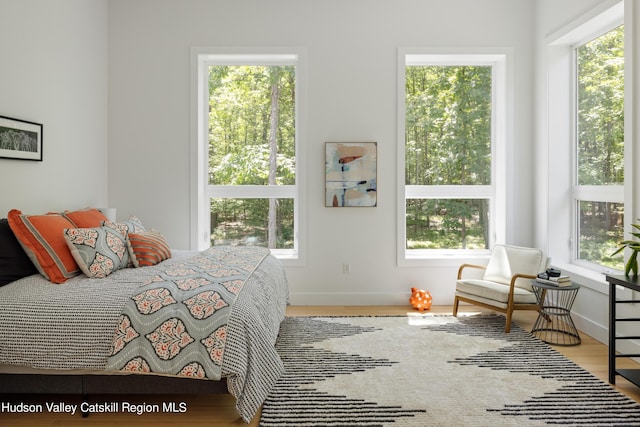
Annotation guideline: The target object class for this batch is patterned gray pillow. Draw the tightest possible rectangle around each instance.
[102,216,146,240]
[64,226,130,278]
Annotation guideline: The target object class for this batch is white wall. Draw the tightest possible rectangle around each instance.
[4,0,628,317]
[534,0,640,345]
[0,0,108,215]
[0,0,632,334]
[533,0,607,340]
[108,0,536,306]
[0,0,633,348]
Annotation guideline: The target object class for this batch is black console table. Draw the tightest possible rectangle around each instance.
[606,274,640,386]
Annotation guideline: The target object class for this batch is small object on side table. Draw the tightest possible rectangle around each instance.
[530,280,581,346]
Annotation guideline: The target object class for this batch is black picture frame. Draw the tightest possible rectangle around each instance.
[0,115,43,161]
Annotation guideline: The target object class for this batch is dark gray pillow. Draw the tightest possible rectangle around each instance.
[0,218,38,286]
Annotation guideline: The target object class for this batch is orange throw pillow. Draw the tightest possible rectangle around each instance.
[7,209,80,283]
[127,230,171,267]
[62,208,109,228]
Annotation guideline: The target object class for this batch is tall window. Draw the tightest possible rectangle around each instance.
[398,52,507,262]
[194,52,302,261]
[574,25,624,270]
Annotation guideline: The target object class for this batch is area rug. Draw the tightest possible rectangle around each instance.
[260,314,640,426]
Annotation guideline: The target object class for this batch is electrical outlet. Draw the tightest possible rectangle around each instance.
[342,263,351,274]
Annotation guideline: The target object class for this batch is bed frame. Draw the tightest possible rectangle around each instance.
[0,373,227,395]
[0,373,228,417]
[0,239,287,422]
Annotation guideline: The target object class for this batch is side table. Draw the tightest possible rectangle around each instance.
[530,281,581,346]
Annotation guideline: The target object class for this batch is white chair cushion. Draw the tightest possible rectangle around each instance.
[456,279,537,305]
[483,244,546,292]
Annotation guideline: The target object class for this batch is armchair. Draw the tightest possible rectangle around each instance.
[453,244,548,332]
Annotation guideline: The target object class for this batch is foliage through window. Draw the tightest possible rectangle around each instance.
[575,25,624,270]
[207,62,297,251]
[403,56,500,255]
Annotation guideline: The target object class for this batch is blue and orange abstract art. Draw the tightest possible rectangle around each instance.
[325,142,377,207]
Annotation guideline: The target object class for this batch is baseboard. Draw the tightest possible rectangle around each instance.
[289,292,410,306]
[573,309,640,365]
[572,310,608,345]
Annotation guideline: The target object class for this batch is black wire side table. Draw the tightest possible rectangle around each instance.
[530,281,581,346]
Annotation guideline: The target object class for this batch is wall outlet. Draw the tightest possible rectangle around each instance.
[342,263,351,274]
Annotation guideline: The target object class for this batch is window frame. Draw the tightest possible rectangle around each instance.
[545,0,625,279]
[190,48,307,265]
[571,23,625,272]
[397,48,509,266]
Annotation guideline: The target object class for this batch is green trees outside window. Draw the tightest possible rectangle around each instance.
[405,65,493,250]
[205,33,624,263]
[208,65,296,248]
[576,26,624,269]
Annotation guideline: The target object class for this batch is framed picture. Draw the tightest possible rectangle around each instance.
[0,115,43,161]
[325,142,377,207]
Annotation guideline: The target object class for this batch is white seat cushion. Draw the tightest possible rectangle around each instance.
[456,279,537,305]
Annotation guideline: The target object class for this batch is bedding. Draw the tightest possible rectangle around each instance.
[126,229,171,267]
[7,209,84,283]
[0,246,289,422]
[64,226,131,277]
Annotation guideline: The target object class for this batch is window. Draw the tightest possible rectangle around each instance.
[574,25,624,271]
[398,51,507,263]
[545,1,624,277]
[192,50,305,263]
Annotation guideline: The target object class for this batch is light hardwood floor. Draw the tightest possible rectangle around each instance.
[1,305,639,426]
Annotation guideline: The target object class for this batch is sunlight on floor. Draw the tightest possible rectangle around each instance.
[406,311,483,325]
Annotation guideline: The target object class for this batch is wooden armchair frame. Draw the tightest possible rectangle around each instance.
[454,263,540,333]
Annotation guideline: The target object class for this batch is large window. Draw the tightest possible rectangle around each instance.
[545,1,625,278]
[398,51,507,262]
[193,51,304,262]
[574,25,624,270]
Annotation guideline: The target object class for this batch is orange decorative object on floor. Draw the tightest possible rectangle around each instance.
[410,287,432,311]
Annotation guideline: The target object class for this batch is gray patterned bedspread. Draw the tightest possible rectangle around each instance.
[0,246,289,422]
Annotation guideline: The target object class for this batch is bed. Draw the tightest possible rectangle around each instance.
[0,210,289,423]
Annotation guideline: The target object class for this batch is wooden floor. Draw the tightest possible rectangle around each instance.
[1,305,639,426]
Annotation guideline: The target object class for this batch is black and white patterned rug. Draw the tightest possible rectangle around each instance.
[260,314,640,426]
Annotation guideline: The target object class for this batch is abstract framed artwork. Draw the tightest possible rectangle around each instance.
[0,115,43,161]
[325,142,377,207]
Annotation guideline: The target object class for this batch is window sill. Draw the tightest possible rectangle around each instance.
[399,250,491,267]
[271,250,305,267]
[549,261,613,295]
